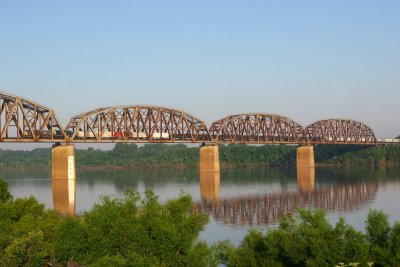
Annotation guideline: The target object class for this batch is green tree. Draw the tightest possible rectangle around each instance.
[53,217,88,264]
[0,178,216,266]
[90,255,127,267]
[4,230,48,267]
[366,210,390,248]
[365,210,400,266]
[52,190,215,266]
[0,177,12,203]
[0,194,59,267]
[221,209,372,267]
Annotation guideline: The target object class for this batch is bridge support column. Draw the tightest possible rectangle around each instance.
[52,144,76,215]
[200,145,220,173]
[199,145,220,202]
[297,145,315,168]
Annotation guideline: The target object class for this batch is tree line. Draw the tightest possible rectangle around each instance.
[0,144,399,169]
[1,177,400,266]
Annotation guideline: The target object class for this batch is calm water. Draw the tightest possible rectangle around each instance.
[2,166,400,245]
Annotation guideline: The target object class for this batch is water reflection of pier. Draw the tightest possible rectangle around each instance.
[196,168,378,227]
[52,178,76,216]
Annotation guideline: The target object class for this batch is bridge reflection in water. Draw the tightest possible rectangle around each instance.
[51,167,378,224]
[52,177,76,216]
[196,168,378,227]
[297,167,315,193]
[200,170,221,202]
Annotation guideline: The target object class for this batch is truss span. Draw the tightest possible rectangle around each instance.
[209,113,305,144]
[65,106,211,143]
[305,119,377,144]
[0,92,65,142]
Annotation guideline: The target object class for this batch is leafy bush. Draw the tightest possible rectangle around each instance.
[0,177,213,267]
[1,176,400,266]
[218,209,400,267]
[0,177,12,203]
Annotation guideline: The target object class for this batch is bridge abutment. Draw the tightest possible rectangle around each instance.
[199,145,220,173]
[52,144,76,215]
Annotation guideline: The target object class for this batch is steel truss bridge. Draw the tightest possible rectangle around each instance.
[0,91,398,145]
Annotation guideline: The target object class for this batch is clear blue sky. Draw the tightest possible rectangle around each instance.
[1,0,399,142]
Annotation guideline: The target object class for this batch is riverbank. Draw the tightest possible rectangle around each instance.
[0,143,399,170]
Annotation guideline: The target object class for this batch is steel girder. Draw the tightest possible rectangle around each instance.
[209,113,305,144]
[0,92,65,142]
[305,119,377,144]
[65,106,212,143]
[0,91,381,145]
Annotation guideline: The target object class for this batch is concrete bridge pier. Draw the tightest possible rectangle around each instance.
[199,144,220,201]
[199,144,220,173]
[297,145,315,168]
[52,144,76,215]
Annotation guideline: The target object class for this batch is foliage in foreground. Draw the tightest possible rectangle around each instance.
[1,176,400,266]
[215,209,400,267]
[0,178,12,204]
[0,177,212,266]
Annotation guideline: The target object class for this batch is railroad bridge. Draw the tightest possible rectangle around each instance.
[0,91,398,184]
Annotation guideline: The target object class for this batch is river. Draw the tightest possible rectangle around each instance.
[2,166,400,245]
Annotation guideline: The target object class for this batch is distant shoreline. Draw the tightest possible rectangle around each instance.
[1,162,399,173]
[1,143,399,171]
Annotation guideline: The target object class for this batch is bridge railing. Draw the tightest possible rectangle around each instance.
[377,138,400,144]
